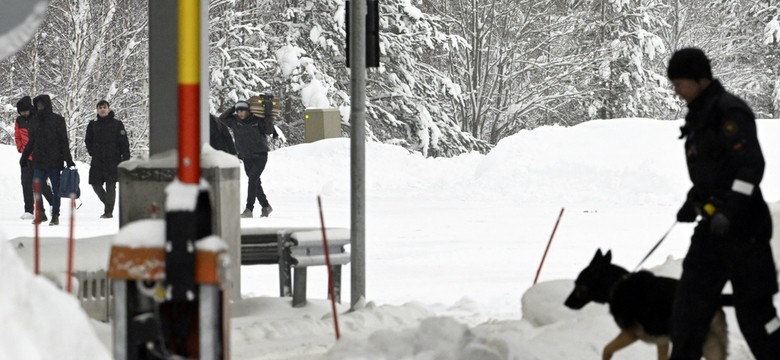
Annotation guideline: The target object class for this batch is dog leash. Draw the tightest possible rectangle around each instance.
[633,221,678,272]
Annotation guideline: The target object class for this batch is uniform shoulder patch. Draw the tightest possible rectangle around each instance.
[722,120,739,136]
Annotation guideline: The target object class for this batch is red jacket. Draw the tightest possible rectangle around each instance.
[15,115,32,160]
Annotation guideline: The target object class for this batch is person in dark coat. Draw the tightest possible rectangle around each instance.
[14,95,53,220]
[20,94,76,226]
[219,100,278,218]
[84,100,130,218]
[668,48,780,360]
[209,114,236,155]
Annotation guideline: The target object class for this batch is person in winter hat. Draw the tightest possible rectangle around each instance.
[667,48,780,359]
[84,100,130,219]
[218,100,278,218]
[20,94,76,226]
[14,96,54,220]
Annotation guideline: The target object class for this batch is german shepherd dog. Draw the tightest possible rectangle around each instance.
[564,249,728,360]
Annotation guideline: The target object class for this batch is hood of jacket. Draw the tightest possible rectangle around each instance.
[32,94,53,115]
[16,96,34,114]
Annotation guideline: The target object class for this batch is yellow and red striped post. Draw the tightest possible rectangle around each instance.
[178,0,200,184]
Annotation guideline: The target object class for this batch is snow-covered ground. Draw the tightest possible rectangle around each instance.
[2,118,779,359]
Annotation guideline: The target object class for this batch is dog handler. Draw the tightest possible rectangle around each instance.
[668,47,780,359]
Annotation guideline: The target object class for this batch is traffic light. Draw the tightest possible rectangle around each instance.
[345,0,380,68]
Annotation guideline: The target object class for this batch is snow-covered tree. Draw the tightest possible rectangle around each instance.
[575,0,673,119]
[0,0,148,159]
[704,0,780,118]
[660,0,779,118]
[208,0,490,155]
[2,0,778,159]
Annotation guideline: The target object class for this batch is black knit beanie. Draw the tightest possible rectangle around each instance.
[667,48,713,80]
[16,96,33,113]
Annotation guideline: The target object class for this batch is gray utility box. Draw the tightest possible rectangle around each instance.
[117,147,242,300]
[304,108,341,143]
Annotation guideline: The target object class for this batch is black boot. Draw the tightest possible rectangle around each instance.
[32,212,48,224]
[261,206,273,217]
[49,214,59,226]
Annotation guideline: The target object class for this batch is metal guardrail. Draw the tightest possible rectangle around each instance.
[19,227,348,320]
[239,231,280,265]
[74,270,112,322]
[240,227,351,307]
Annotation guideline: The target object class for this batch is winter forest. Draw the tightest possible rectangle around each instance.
[1,0,779,160]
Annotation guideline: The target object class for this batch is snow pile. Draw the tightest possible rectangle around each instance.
[474,118,689,205]
[325,317,511,360]
[319,257,762,359]
[0,238,110,359]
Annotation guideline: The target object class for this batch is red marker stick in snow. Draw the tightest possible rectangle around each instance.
[66,195,76,293]
[318,195,341,340]
[534,207,565,285]
[33,179,41,275]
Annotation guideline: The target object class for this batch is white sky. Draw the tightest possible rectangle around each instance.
[1,118,779,359]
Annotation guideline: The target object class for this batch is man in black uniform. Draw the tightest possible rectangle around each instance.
[85,100,130,218]
[668,48,780,359]
[219,100,277,218]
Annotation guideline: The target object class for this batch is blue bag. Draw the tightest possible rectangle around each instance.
[59,167,81,199]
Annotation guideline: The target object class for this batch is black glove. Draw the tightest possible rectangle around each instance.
[676,201,697,223]
[66,160,76,168]
[19,157,28,167]
[710,213,730,237]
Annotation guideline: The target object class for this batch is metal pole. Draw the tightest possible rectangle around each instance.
[148,0,178,156]
[349,0,367,310]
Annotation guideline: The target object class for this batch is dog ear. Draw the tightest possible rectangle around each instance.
[604,250,612,263]
[591,249,604,264]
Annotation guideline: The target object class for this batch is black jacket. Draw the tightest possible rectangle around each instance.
[209,114,236,155]
[680,80,771,239]
[85,110,131,184]
[21,95,73,170]
[219,107,277,160]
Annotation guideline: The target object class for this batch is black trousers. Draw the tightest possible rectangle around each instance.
[671,220,780,359]
[92,182,117,214]
[21,163,53,214]
[243,154,269,210]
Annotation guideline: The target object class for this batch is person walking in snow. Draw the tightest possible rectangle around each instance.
[14,95,54,220]
[84,100,130,219]
[219,100,277,218]
[20,94,76,226]
[668,48,780,360]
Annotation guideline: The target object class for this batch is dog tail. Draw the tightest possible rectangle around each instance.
[720,294,734,307]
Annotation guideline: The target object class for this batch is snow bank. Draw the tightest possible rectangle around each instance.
[0,238,110,360]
